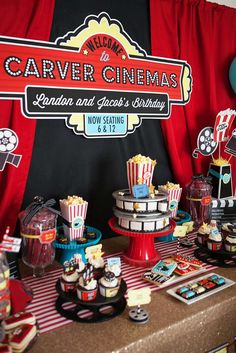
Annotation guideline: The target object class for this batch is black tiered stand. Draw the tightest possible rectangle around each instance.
[194,240,236,268]
[55,279,127,323]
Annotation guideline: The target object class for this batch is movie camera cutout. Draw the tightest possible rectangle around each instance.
[0,128,22,171]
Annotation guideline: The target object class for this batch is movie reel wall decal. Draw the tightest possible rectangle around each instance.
[0,129,22,171]
[192,127,218,158]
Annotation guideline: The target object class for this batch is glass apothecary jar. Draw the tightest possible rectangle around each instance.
[19,206,57,277]
[186,175,212,226]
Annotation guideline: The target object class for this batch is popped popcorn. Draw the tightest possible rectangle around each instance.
[60,195,87,205]
[128,154,157,166]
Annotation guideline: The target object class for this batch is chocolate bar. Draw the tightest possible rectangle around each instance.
[143,271,175,286]
[3,312,36,331]
[173,255,203,268]
[10,324,37,353]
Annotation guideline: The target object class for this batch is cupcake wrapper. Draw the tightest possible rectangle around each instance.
[224,243,236,252]
[197,234,208,245]
[77,288,97,301]
[207,241,221,251]
[99,284,119,298]
[60,280,76,292]
[197,235,204,244]
[127,161,154,195]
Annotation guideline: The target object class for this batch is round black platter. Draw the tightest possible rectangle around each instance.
[55,279,127,323]
[194,240,236,268]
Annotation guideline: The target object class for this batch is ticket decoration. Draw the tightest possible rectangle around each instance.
[173,225,188,238]
[151,259,177,277]
[127,288,151,307]
[107,257,121,267]
[85,244,104,260]
[0,12,192,139]
[132,184,149,198]
[0,227,22,253]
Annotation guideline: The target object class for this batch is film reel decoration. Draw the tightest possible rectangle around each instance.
[192,127,218,158]
[0,129,22,171]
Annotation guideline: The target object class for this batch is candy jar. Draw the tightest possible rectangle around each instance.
[19,198,57,277]
[186,175,212,227]
[0,251,11,320]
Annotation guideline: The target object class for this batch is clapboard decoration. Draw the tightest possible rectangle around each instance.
[6,252,20,279]
[211,197,236,224]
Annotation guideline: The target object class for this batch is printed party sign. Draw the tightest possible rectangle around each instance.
[0,12,192,138]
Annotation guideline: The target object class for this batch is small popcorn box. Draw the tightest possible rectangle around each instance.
[127,161,155,195]
[60,200,88,241]
[158,186,182,217]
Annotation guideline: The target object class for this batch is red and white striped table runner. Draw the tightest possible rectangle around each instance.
[23,234,216,334]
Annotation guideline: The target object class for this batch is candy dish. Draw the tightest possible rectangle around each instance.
[54,225,102,264]
[173,210,191,225]
[167,273,235,305]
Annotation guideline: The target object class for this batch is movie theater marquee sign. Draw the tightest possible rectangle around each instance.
[0,13,192,138]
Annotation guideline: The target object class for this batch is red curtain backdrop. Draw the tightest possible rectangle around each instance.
[0,0,55,238]
[150,0,236,192]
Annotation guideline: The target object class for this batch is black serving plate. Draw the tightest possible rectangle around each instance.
[194,240,236,268]
[55,279,127,323]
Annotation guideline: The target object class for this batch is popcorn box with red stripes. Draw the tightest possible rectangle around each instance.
[59,201,88,241]
[158,187,182,217]
[127,161,155,195]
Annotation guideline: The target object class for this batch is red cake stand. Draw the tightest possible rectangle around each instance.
[108,217,176,267]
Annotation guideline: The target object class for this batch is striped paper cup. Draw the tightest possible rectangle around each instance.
[127,161,155,195]
[158,187,182,217]
[60,200,88,241]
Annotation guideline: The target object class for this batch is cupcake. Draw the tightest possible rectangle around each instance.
[207,228,222,251]
[221,223,233,241]
[104,263,122,283]
[99,271,120,298]
[224,232,236,253]
[197,223,211,245]
[222,223,235,239]
[88,256,105,280]
[77,266,97,301]
[60,262,79,292]
[73,254,86,276]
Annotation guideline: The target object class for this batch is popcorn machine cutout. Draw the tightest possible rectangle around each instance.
[193,109,236,199]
